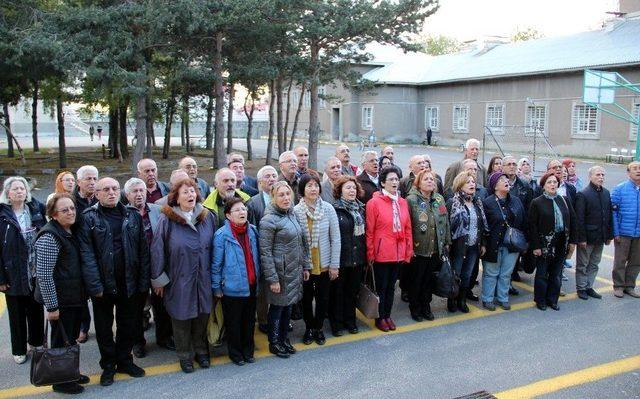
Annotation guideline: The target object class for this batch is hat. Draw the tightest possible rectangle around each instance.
[488,172,507,192]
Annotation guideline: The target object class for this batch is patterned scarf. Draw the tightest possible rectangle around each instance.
[296,197,324,248]
[337,198,365,236]
[566,173,578,187]
[543,193,564,233]
[449,191,489,241]
[382,189,401,233]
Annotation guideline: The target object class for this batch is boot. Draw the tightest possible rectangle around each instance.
[447,298,457,313]
[457,288,469,313]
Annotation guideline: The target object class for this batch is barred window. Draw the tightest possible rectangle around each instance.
[486,104,504,134]
[453,104,469,133]
[525,105,547,136]
[362,106,373,129]
[425,106,439,131]
[630,101,639,141]
[572,103,599,135]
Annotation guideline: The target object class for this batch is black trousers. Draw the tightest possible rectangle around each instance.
[302,272,330,330]
[408,255,439,314]
[79,300,91,334]
[221,292,256,362]
[5,294,44,356]
[267,304,291,344]
[328,266,361,330]
[399,262,411,293]
[373,262,400,320]
[51,307,83,348]
[534,236,566,306]
[92,293,137,370]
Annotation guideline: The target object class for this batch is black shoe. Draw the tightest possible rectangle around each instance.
[410,312,424,322]
[53,382,84,394]
[482,301,496,311]
[499,302,511,311]
[347,326,359,334]
[302,329,314,345]
[180,360,194,373]
[401,291,410,303]
[258,324,269,334]
[586,288,602,299]
[77,374,90,384]
[511,272,522,282]
[195,354,210,368]
[282,339,297,354]
[447,298,457,313]
[133,344,146,358]
[466,290,479,302]
[421,306,435,321]
[244,356,255,363]
[536,303,547,311]
[231,358,246,366]
[269,343,290,358]
[548,303,560,311]
[577,290,588,300]
[314,330,326,345]
[158,338,176,351]
[100,368,116,386]
[116,363,145,378]
[457,289,469,313]
[331,328,344,337]
[509,286,520,296]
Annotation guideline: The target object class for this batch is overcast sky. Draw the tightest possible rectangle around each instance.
[423,0,619,41]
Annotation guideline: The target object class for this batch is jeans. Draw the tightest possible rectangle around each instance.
[576,243,604,290]
[373,262,400,319]
[267,304,292,344]
[451,242,479,289]
[481,246,519,303]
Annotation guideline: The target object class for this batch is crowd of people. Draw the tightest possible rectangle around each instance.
[0,140,639,394]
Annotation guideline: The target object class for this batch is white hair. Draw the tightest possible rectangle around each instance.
[462,158,477,168]
[361,150,378,165]
[465,138,480,149]
[124,178,146,195]
[278,151,296,164]
[170,169,189,185]
[215,168,235,185]
[257,165,277,180]
[324,156,341,171]
[137,158,157,172]
[0,176,32,204]
[588,165,605,177]
[76,165,99,181]
[226,152,244,165]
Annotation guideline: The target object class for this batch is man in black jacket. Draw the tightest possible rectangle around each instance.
[575,166,613,300]
[78,177,150,387]
[356,150,380,204]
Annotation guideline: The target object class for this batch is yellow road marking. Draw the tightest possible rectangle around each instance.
[0,295,5,318]
[495,354,640,399]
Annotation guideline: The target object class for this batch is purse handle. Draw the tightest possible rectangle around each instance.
[42,318,72,349]
[363,263,377,292]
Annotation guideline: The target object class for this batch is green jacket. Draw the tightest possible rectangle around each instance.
[406,187,451,257]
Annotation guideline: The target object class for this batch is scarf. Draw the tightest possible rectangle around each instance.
[566,173,578,186]
[337,198,365,236]
[230,222,256,286]
[543,193,564,233]
[449,191,489,241]
[382,189,401,233]
[296,198,324,248]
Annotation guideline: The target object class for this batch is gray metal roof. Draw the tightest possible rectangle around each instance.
[362,15,640,86]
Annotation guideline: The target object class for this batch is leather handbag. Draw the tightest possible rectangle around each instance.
[30,320,80,387]
[356,264,379,319]
[435,255,460,299]
[496,198,528,253]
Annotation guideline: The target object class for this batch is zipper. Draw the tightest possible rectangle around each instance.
[3,224,9,246]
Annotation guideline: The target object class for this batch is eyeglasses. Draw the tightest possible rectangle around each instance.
[230,207,248,213]
[56,206,76,215]
[183,164,197,169]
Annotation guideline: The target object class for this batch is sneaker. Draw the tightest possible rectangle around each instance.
[116,363,145,378]
[559,290,566,297]
[499,302,511,311]
[13,355,27,364]
[52,382,84,394]
[614,288,624,298]
[624,288,640,298]
[586,288,602,299]
[482,301,496,311]
[577,290,588,300]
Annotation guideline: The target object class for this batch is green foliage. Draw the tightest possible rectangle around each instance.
[420,34,460,55]
[512,27,543,42]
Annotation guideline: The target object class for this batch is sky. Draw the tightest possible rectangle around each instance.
[423,0,620,41]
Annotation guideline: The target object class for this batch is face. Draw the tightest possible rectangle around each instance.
[463,161,478,175]
[383,147,394,160]
[126,183,147,209]
[303,179,320,201]
[562,167,568,181]
[495,175,510,194]
[341,181,358,201]
[520,161,531,174]
[336,145,350,163]
[180,158,198,179]
[96,178,120,208]
[502,158,517,176]
[381,172,399,195]
[61,174,76,193]
[410,156,426,174]
[381,158,392,169]
[589,168,605,187]
[628,162,640,183]
[138,160,158,188]
[274,186,292,210]
[548,161,563,180]
[492,159,503,173]
[363,155,379,175]
[260,169,278,192]
[78,170,98,195]
[229,162,245,186]
[216,171,237,198]
[177,184,197,211]
[226,202,248,225]
[419,172,436,194]
[567,162,576,175]
[294,148,309,171]
[279,154,298,176]
[7,180,27,204]
[326,160,342,181]
[462,177,476,195]
[466,143,479,160]
[544,175,558,195]
[52,197,76,228]
[424,160,432,173]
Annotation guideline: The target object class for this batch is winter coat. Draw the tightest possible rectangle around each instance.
[482,194,526,262]
[508,176,533,217]
[575,183,614,244]
[444,159,486,193]
[196,177,211,199]
[150,204,216,320]
[365,191,413,264]
[259,203,310,306]
[334,202,367,268]
[211,221,260,297]
[406,188,451,257]
[611,179,640,238]
[320,180,336,204]
[0,200,46,296]
[528,195,577,253]
[293,200,341,269]
[78,202,151,298]
[357,172,380,204]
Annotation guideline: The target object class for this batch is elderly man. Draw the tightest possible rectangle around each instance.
[124,178,174,357]
[294,145,316,177]
[178,157,211,199]
[545,159,577,206]
[78,178,150,386]
[444,138,486,192]
[278,150,300,202]
[399,155,426,198]
[137,159,170,205]
[229,157,259,197]
[227,152,258,192]
[574,166,613,300]
[611,161,640,298]
[356,150,380,204]
[336,144,358,176]
[381,146,394,162]
[321,157,343,204]
[155,169,190,206]
[203,167,251,226]
[444,159,488,201]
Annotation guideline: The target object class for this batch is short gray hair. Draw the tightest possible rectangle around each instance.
[76,165,99,181]
[588,165,605,176]
[257,165,277,180]
[0,176,32,204]
[227,152,244,165]
[124,178,146,194]
[278,151,296,164]
[324,156,341,171]
[465,138,480,149]
[361,150,377,165]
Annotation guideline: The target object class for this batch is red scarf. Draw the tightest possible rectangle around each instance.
[230,222,256,286]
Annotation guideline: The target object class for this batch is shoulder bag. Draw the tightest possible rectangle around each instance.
[496,198,528,253]
[435,254,460,299]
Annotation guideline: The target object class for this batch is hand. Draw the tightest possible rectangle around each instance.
[153,287,164,298]
[47,310,60,321]
[614,236,621,243]
[606,239,612,245]
[480,246,486,257]
[270,282,281,293]
[568,244,576,254]
[214,292,223,298]
[533,249,542,257]
[579,242,587,248]
[0,284,8,292]
[94,292,103,298]
[329,268,339,281]
[303,271,310,281]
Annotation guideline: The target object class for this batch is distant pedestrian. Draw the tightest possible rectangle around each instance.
[96,125,103,141]
[426,127,432,146]
[89,126,95,142]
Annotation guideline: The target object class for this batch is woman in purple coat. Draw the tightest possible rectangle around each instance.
[150,178,217,373]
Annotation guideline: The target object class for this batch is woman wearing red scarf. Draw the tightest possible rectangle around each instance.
[211,197,261,366]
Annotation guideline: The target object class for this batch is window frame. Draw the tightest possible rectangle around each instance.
[571,101,600,138]
[524,104,548,137]
[425,105,440,131]
[361,105,373,130]
[452,104,470,134]
[630,99,639,142]
[485,103,505,135]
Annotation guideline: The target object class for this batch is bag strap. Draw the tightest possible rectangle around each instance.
[42,319,72,349]
[495,197,511,228]
[363,263,377,292]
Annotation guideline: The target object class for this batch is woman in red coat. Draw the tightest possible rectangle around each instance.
[365,166,413,332]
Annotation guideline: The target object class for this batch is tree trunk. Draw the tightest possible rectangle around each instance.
[308,43,320,170]
[289,80,306,150]
[31,81,39,152]
[3,103,14,158]
[56,97,66,168]
[276,76,284,154]
[283,79,293,148]
[132,95,147,174]
[213,30,226,168]
[0,105,25,164]
[183,96,190,153]
[145,94,153,158]
[205,87,214,150]
[119,99,129,160]
[265,80,276,166]
[244,91,255,161]
[162,93,176,159]
[226,83,234,154]
[108,107,119,159]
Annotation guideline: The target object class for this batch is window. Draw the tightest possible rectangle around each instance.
[572,103,599,136]
[425,106,439,131]
[303,90,311,109]
[361,106,373,129]
[292,91,300,107]
[452,104,469,133]
[485,104,505,134]
[318,87,326,109]
[525,105,547,136]
[631,100,639,141]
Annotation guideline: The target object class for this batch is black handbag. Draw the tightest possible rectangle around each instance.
[356,264,380,319]
[435,255,460,299]
[496,198,528,253]
[30,320,80,387]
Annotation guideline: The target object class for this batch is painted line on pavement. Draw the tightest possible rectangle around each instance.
[495,354,640,399]
[0,295,5,319]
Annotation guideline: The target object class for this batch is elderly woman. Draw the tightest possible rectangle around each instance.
[211,198,260,366]
[260,181,310,358]
[366,166,413,332]
[294,173,340,345]
[151,178,216,373]
[481,173,526,311]
[329,176,365,336]
[529,172,577,311]
[47,171,76,205]
[0,176,46,364]
[518,157,539,194]
[446,171,488,313]
[406,170,450,322]
[34,193,90,394]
